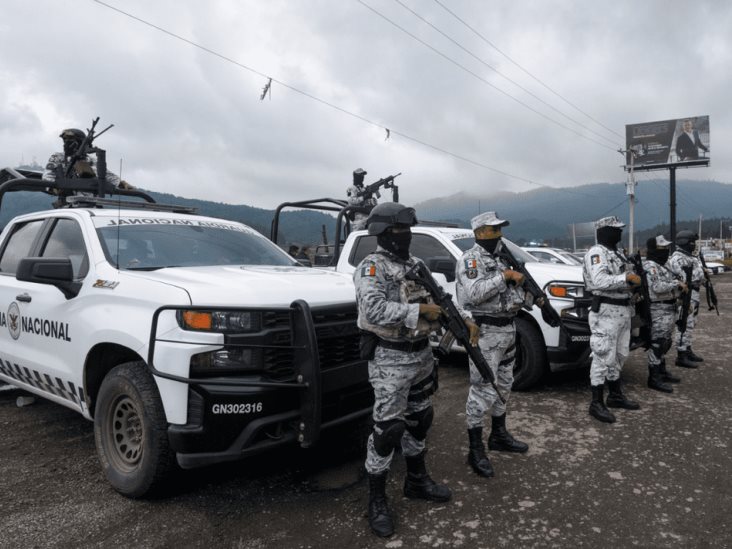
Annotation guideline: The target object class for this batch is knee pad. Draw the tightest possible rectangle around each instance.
[405,406,434,442]
[373,419,405,457]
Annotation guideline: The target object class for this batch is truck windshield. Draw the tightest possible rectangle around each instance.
[96,224,297,270]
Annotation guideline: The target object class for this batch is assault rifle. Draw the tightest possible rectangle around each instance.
[404,261,505,404]
[629,252,652,348]
[676,265,694,333]
[495,240,570,340]
[698,254,720,314]
[358,173,401,203]
[63,117,115,178]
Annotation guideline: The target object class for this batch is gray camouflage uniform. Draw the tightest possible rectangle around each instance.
[583,244,635,386]
[667,250,703,351]
[456,241,532,427]
[354,247,469,475]
[42,152,122,187]
[643,258,680,366]
[346,185,377,231]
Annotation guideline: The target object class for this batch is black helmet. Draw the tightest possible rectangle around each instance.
[59,128,85,142]
[676,230,697,247]
[366,202,418,235]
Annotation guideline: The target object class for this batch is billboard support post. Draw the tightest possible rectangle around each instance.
[670,166,676,252]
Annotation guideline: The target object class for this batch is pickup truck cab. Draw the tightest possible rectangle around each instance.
[335,226,592,389]
[0,171,371,497]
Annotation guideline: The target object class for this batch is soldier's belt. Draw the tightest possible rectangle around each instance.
[474,315,514,327]
[378,338,430,353]
[596,296,631,307]
[653,299,677,305]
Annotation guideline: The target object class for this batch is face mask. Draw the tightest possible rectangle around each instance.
[63,140,80,157]
[476,238,500,254]
[597,227,622,249]
[378,231,412,260]
[648,248,669,265]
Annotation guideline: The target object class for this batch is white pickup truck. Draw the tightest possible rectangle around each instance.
[333,226,593,389]
[0,171,372,497]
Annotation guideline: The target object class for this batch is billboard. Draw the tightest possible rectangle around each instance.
[625,115,709,170]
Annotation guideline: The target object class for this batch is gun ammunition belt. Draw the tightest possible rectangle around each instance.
[378,338,429,353]
[597,297,631,307]
[474,315,514,327]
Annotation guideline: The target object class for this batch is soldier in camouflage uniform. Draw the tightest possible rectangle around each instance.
[354,202,479,538]
[667,230,705,368]
[42,128,132,189]
[346,168,377,231]
[582,216,642,423]
[455,211,532,478]
[643,235,687,392]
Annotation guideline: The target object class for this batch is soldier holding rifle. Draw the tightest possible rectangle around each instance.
[455,212,534,479]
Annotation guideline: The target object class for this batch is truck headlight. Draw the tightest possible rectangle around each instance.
[546,283,585,300]
[190,347,262,375]
[177,310,261,333]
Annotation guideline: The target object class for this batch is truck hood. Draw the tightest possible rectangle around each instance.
[524,262,583,284]
[130,265,356,306]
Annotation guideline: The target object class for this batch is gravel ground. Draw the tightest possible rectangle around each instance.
[1,273,730,548]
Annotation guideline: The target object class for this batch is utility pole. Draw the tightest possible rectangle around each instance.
[620,147,637,252]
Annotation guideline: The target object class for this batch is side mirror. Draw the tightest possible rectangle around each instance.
[16,257,80,299]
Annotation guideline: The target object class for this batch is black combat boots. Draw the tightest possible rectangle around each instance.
[675,350,698,369]
[659,359,681,383]
[367,472,394,538]
[589,384,616,423]
[606,379,641,410]
[403,450,451,502]
[467,427,495,477]
[488,413,529,453]
[647,364,673,393]
[687,348,704,362]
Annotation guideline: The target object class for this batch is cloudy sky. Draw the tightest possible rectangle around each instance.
[1,0,729,209]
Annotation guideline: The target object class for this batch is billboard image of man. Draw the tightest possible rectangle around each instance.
[675,118,709,161]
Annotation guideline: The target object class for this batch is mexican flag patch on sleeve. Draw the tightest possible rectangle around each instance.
[361,263,376,277]
[464,258,477,269]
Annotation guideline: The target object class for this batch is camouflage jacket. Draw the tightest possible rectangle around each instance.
[667,250,704,288]
[455,241,530,317]
[642,259,679,302]
[354,247,468,342]
[42,152,121,186]
[582,244,633,299]
[346,185,377,208]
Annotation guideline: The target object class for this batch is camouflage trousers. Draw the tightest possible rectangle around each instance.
[466,323,515,428]
[676,297,700,351]
[646,304,675,366]
[589,304,631,386]
[365,345,436,475]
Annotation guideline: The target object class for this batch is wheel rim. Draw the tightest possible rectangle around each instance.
[106,395,144,472]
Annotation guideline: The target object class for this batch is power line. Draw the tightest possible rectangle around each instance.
[431,0,625,140]
[356,0,618,153]
[90,0,591,196]
[391,0,621,148]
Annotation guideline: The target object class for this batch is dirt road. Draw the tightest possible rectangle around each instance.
[1,274,730,548]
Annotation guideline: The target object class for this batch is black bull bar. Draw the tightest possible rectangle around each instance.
[147,300,366,449]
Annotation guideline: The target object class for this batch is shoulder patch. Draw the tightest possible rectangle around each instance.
[591,254,601,265]
[464,258,477,269]
[361,262,376,277]
[467,269,478,279]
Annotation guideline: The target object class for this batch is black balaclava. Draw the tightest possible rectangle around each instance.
[476,237,501,254]
[646,237,669,264]
[378,228,412,260]
[63,138,81,157]
[679,240,695,254]
[597,227,622,250]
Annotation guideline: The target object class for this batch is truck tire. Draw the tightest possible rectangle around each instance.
[94,361,177,498]
[512,317,548,391]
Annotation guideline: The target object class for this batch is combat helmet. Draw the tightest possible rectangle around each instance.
[676,230,697,248]
[366,202,418,235]
[59,128,85,142]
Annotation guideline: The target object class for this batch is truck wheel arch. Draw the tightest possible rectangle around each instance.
[84,343,144,417]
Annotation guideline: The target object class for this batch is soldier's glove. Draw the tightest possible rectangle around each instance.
[465,319,480,346]
[419,303,443,322]
[626,273,642,286]
[118,180,135,190]
[503,269,525,285]
[535,297,546,308]
[678,282,689,293]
